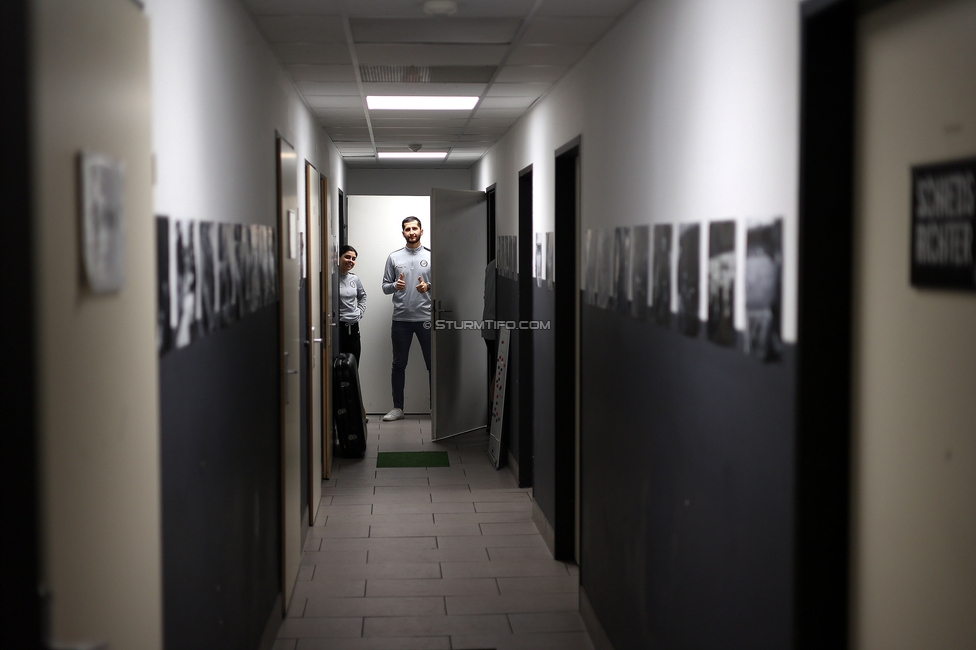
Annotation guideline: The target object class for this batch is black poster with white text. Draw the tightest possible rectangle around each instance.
[911,157,976,290]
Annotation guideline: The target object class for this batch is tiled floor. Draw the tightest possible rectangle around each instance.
[274,415,594,650]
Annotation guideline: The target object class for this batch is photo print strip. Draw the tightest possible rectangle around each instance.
[677,223,700,338]
[707,220,736,347]
[651,224,672,327]
[631,225,649,320]
[745,217,783,362]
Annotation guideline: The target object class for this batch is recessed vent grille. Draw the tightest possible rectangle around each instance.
[359,65,496,84]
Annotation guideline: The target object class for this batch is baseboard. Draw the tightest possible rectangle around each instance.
[532,498,556,557]
[580,585,614,650]
[258,593,283,650]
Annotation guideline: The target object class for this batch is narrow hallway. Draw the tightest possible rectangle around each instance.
[274,416,593,650]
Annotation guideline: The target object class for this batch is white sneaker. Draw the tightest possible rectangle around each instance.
[382,408,404,421]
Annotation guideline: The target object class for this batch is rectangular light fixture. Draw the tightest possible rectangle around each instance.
[366,96,478,110]
[377,152,448,160]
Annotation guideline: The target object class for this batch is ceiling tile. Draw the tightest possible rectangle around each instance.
[361,82,487,96]
[351,18,521,44]
[520,16,615,44]
[313,107,365,119]
[255,15,346,43]
[535,0,638,17]
[242,0,342,15]
[371,126,465,135]
[478,96,535,109]
[288,65,357,83]
[273,43,352,65]
[485,82,551,98]
[494,65,567,83]
[355,44,507,66]
[369,117,469,127]
[346,0,536,18]
[306,96,363,109]
[506,43,588,66]
[473,108,524,119]
[295,81,361,96]
[457,134,498,142]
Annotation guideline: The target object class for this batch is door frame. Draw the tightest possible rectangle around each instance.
[517,165,534,488]
[303,161,322,525]
[553,137,581,563]
[320,175,333,481]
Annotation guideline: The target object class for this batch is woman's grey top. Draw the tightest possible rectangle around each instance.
[339,271,367,323]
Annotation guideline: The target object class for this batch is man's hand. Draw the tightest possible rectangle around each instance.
[395,272,406,291]
[416,276,429,293]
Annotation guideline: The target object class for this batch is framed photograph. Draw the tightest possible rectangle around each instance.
[707,220,736,347]
[631,225,649,320]
[651,224,673,327]
[78,152,125,293]
[746,217,783,361]
[545,231,555,291]
[677,223,700,337]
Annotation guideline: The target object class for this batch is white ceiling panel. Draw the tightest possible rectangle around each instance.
[306,96,363,109]
[485,82,551,98]
[536,0,639,17]
[507,43,588,66]
[494,65,567,83]
[243,0,342,15]
[355,44,508,66]
[288,65,358,83]
[457,134,498,142]
[473,108,525,119]
[273,43,352,65]
[371,126,467,135]
[350,18,521,44]
[370,117,469,127]
[345,0,537,18]
[296,81,361,96]
[520,17,615,44]
[361,83,487,96]
[478,95,536,109]
[313,108,365,120]
[255,15,346,43]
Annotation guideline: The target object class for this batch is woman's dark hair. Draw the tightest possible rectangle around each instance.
[340,244,357,257]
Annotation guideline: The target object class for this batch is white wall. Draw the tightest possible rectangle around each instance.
[346,168,472,196]
[347,195,432,414]
[473,0,800,340]
[851,0,976,647]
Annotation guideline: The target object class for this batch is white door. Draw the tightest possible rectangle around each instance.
[430,189,488,440]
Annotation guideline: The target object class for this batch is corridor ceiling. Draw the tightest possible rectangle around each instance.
[240,0,639,168]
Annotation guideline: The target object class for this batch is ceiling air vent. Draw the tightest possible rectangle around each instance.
[359,65,496,84]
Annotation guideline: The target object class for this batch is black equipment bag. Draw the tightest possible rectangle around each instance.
[332,352,367,457]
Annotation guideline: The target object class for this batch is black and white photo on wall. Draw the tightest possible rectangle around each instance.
[910,157,976,290]
[545,231,554,291]
[196,221,220,337]
[172,219,197,349]
[535,233,543,287]
[745,217,783,362]
[218,222,240,327]
[583,229,596,305]
[614,227,631,314]
[78,151,126,294]
[157,216,278,357]
[677,223,700,337]
[596,229,613,310]
[651,224,672,327]
[156,217,171,355]
[707,220,736,347]
[631,225,649,320]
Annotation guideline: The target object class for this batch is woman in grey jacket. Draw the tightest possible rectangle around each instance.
[338,245,367,364]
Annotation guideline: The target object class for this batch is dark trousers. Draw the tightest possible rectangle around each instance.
[391,320,431,410]
[338,322,361,366]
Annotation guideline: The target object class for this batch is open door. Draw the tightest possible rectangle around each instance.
[320,175,333,480]
[304,162,323,523]
[430,188,488,440]
[276,135,301,613]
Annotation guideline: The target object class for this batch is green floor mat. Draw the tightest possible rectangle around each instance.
[376,451,450,468]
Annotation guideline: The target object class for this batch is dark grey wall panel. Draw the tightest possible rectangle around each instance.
[160,305,280,650]
[532,285,556,523]
[580,304,794,649]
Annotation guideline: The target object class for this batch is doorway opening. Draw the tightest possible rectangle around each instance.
[517,166,534,488]
[554,138,581,562]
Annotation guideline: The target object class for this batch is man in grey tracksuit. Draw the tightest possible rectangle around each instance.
[381,216,432,421]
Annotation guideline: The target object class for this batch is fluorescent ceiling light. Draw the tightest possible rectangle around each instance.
[367,96,479,111]
[377,152,448,160]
